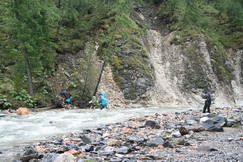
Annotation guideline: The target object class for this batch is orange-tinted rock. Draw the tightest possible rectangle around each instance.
[71,138,81,142]
[35,146,50,152]
[65,149,79,155]
[157,144,164,149]
[120,128,133,133]
[16,107,30,115]
[129,122,140,127]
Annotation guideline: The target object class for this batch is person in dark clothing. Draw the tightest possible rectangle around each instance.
[203,93,211,113]
[60,91,72,104]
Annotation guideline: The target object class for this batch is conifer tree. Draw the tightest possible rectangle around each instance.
[7,0,58,95]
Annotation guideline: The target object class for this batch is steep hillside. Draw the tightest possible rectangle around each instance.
[0,0,242,109]
[98,1,243,108]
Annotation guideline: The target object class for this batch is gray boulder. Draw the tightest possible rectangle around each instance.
[201,115,226,132]
[144,120,160,129]
[165,123,176,129]
[225,119,237,127]
[42,153,59,162]
[146,137,164,147]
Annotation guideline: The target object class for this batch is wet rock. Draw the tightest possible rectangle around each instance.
[146,138,164,147]
[144,120,161,129]
[0,113,6,117]
[16,107,30,115]
[12,160,21,162]
[83,145,94,152]
[20,147,39,162]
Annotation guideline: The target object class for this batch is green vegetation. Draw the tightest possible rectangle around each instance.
[157,0,243,85]
[0,0,152,108]
[1,0,241,108]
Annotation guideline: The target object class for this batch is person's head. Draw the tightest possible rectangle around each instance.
[98,93,103,97]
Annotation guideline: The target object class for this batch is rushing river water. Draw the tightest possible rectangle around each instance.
[0,107,196,159]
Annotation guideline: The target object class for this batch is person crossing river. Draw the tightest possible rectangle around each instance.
[99,91,108,110]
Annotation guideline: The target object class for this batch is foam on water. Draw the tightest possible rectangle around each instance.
[0,107,196,148]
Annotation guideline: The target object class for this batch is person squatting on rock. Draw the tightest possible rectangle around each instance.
[99,91,108,110]
[203,93,211,113]
[89,95,99,109]
[59,91,72,105]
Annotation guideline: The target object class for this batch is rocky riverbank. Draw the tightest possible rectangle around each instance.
[11,107,243,162]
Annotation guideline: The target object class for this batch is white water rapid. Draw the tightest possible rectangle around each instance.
[0,107,197,149]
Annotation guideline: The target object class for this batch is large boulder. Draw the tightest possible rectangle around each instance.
[16,107,30,115]
[201,115,226,132]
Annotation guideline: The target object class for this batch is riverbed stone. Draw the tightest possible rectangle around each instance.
[225,119,237,127]
[41,153,59,162]
[146,137,164,147]
[107,139,122,146]
[144,120,161,129]
[171,131,181,138]
[20,147,39,162]
[81,134,94,144]
[165,123,176,129]
[83,145,94,152]
[54,153,76,162]
[115,147,130,154]
[12,107,243,162]
[163,141,174,148]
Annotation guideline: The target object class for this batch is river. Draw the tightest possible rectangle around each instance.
[0,107,196,160]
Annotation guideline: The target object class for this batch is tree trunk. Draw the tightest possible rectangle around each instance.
[25,57,34,96]
[93,61,106,96]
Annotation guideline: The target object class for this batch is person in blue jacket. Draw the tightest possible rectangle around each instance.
[60,91,72,104]
[99,92,108,110]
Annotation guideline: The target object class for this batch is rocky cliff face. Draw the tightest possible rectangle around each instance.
[99,7,243,109]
